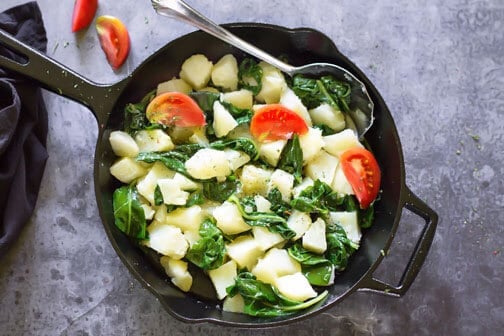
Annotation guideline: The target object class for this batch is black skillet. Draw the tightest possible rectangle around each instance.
[0,23,438,327]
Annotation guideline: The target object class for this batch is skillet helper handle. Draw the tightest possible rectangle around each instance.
[358,187,438,297]
[0,29,116,125]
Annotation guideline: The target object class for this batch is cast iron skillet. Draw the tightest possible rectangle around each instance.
[0,23,437,327]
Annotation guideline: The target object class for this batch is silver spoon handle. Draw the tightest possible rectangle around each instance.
[151,0,296,75]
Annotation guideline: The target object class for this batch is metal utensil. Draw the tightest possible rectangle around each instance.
[151,0,374,138]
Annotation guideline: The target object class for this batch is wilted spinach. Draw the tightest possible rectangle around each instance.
[277,134,303,184]
[290,179,346,215]
[238,58,263,95]
[326,222,356,271]
[266,188,292,218]
[287,243,333,286]
[112,185,147,239]
[124,90,156,134]
[186,217,226,270]
[210,137,259,160]
[291,75,351,113]
[202,177,240,203]
[135,144,202,177]
[220,101,253,125]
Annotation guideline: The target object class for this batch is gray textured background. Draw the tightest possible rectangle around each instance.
[1,0,503,335]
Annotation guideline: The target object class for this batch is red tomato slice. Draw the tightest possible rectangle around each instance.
[95,15,130,69]
[146,92,206,127]
[340,147,381,209]
[250,104,308,141]
[71,0,98,32]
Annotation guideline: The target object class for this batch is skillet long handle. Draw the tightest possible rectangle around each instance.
[357,187,438,297]
[0,29,118,126]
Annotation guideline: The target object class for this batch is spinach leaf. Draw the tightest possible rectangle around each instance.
[226,271,329,317]
[359,204,374,228]
[267,188,292,218]
[186,217,226,270]
[287,243,333,286]
[238,58,263,95]
[228,195,295,239]
[154,185,164,206]
[210,137,259,160]
[220,101,253,125]
[326,222,356,271]
[313,123,337,136]
[185,189,205,207]
[202,177,240,203]
[136,144,203,177]
[124,90,156,134]
[290,179,346,215]
[112,185,147,239]
[189,91,220,114]
[291,75,351,113]
[277,134,303,184]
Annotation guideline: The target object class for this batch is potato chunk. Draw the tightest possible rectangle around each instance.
[208,260,238,300]
[251,248,300,285]
[309,103,345,132]
[109,130,139,157]
[302,218,327,254]
[221,89,253,109]
[213,201,250,235]
[304,150,339,186]
[160,257,193,292]
[211,54,239,91]
[136,162,174,204]
[274,272,317,302]
[323,129,363,157]
[239,165,272,196]
[146,222,188,259]
[226,235,263,270]
[157,78,192,95]
[179,54,213,89]
[135,129,174,153]
[213,100,238,138]
[109,157,147,184]
[185,148,231,179]
[255,62,287,104]
[286,210,312,241]
[299,127,324,163]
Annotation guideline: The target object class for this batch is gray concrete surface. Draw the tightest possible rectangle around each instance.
[1,0,503,335]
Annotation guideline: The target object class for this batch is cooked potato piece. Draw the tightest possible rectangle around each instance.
[185,148,231,179]
[140,204,155,220]
[208,260,238,300]
[188,127,209,146]
[109,157,147,184]
[157,78,192,95]
[226,235,263,270]
[224,149,250,171]
[274,272,317,302]
[286,210,312,241]
[146,221,188,259]
[136,162,174,204]
[160,256,193,292]
[157,178,190,206]
[240,164,272,196]
[268,169,294,202]
[221,89,253,109]
[323,129,363,157]
[252,248,301,285]
[309,103,345,132]
[211,54,239,91]
[255,62,287,104]
[332,164,354,195]
[304,150,339,186]
[109,131,139,157]
[254,195,272,212]
[179,54,213,89]
[329,211,361,247]
[259,139,286,167]
[252,226,284,251]
[279,87,312,126]
[302,218,327,254]
[223,294,245,313]
[165,205,204,232]
[299,127,324,163]
[213,100,238,138]
[213,201,250,235]
[135,129,174,153]
[292,177,314,198]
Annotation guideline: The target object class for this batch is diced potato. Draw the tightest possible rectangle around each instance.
[185,148,231,179]
[252,227,284,251]
[213,101,238,138]
[268,169,294,202]
[302,218,327,254]
[160,257,193,292]
[259,140,286,167]
[304,150,339,186]
[198,86,220,93]
[286,210,312,240]
[329,211,361,247]
[172,172,199,190]
[224,149,250,171]
[309,103,346,132]
[167,127,194,144]
[226,235,263,270]
[254,195,271,212]
[188,127,209,146]
[109,157,147,183]
[183,229,201,247]
[211,54,239,91]
[146,222,188,259]
[274,272,317,302]
[135,129,175,153]
[279,87,312,126]
[213,201,250,235]
[239,165,272,196]
[255,62,287,104]
[221,89,253,109]
[109,131,139,157]
[208,260,238,300]
[227,124,253,140]
[141,204,155,220]
[157,78,192,95]
[292,177,314,198]
[157,178,190,206]
[251,248,301,285]
[223,294,245,313]
[332,164,354,195]
[165,205,204,232]
[323,129,363,157]
[136,162,175,204]
[179,54,213,89]
[299,127,324,163]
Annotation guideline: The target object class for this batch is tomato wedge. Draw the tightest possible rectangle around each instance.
[340,147,381,209]
[95,15,130,69]
[250,104,308,141]
[146,92,206,127]
[71,0,98,32]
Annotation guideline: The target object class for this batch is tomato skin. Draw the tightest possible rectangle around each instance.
[71,0,98,32]
[146,92,206,127]
[95,15,130,69]
[250,104,308,141]
[340,147,381,209]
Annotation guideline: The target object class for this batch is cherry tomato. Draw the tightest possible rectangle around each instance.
[95,15,130,69]
[71,0,98,32]
[146,92,206,127]
[250,104,308,141]
[340,147,381,209]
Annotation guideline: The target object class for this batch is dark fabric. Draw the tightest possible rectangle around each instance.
[0,2,48,258]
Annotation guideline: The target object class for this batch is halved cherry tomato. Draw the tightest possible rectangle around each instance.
[71,0,98,32]
[95,15,130,69]
[146,92,206,127]
[340,147,381,209]
[250,104,308,141]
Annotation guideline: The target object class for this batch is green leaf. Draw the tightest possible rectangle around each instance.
[220,101,253,125]
[202,177,240,203]
[124,90,156,134]
[277,134,303,184]
[290,179,346,214]
[189,91,220,114]
[287,243,333,286]
[209,137,259,160]
[153,185,164,206]
[238,58,263,95]
[290,75,351,113]
[325,222,356,271]
[186,217,226,270]
[266,188,292,218]
[112,185,147,239]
